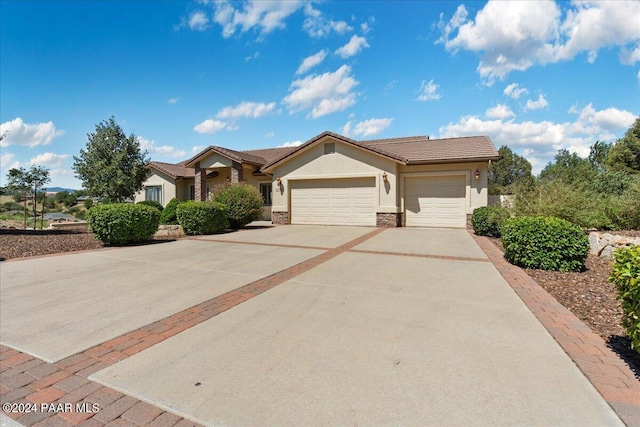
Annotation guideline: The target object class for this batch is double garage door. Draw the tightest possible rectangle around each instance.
[404,175,466,228]
[289,175,466,228]
[290,178,376,226]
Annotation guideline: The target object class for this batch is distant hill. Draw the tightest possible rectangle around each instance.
[46,187,78,193]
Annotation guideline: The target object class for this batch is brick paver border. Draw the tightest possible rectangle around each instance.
[471,232,640,427]
[1,228,385,426]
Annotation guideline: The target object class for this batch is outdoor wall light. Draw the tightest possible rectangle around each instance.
[276,177,282,185]
[382,172,388,183]
[474,169,480,182]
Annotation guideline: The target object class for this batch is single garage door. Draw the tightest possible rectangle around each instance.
[290,178,376,226]
[405,175,466,228]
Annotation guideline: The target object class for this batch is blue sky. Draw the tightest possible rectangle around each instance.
[1,0,639,189]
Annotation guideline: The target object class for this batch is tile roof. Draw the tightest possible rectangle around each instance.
[147,161,194,179]
[148,132,498,178]
[360,135,499,164]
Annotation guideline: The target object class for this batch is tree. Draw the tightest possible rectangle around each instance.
[588,140,611,172]
[73,117,150,203]
[488,146,534,195]
[6,166,51,229]
[539,149,596,185]
[606,117,640,173]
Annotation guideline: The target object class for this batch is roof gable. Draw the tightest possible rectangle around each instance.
[184,145,266,168]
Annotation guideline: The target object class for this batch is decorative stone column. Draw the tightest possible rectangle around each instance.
[272,212,289,225]
[230,161,243,183]
[194,162,206,201]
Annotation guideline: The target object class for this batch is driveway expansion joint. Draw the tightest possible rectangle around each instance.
[471,232,640,427]
[1,228,385,426]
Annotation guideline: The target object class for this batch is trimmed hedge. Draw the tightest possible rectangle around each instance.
[501,216,589,272]
[88,203,160,246]
[160,197,180,225]
[610,246,640,353]
[211,183,263,229]
[137,200,163,212]
[471,205,510,237]
[176,201,228,235]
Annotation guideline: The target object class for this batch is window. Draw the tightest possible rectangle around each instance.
[324,142,335,154]
[145,186,162,204]
[260,183,272,206]
[189,184,210,200]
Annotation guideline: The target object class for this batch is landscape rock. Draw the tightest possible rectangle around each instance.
[589,231,639,259]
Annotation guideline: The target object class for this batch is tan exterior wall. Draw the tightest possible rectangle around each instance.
[270,137,399,214]
[398,161,489,215]
[134,171,176,207]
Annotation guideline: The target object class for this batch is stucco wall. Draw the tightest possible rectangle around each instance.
[398,161,489,214]
[135,171,176,206]
[271,137,398,213]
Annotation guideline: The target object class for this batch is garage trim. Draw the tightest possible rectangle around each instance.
[400,170,471,227]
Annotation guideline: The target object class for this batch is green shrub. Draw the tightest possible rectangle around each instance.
[610,246,640,353]
[211,183,263,229]
[176,201,228,235]
[67,206,87,220]
[501,216,589,272]
[87,203,160,245]
[471,205,510,237]
[160,197,180,225]
[84,199,93,209]
[137,200,163,212]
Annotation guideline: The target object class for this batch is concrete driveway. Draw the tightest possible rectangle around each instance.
[1,226,623,426]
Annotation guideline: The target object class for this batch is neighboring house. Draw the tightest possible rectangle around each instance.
[135,131,499,228]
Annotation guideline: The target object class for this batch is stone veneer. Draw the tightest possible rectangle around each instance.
[376,213,402,227]
[272,211,289,225]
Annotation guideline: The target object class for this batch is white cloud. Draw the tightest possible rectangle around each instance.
[343,118,393,138]
[0,118,64,148]
[620,44,640,65]
[282,65,359,118]
[0,153,14,168]
[29,152,70,167]
[303,3,352,38]
[503,83,528,100]
[485,104,515,119]
[245,52,260,61]
[193,119,227,134]
[335,35,369,58]
[571,103,637,130]
[213,0,304,39]
[278,140,302,148]
[138,137,187,159]
[188,11,209,31]
[438,1,640,84]
[216,101,276,119]
[265,131,275,138]
[296,50,327,75]
[168,97,179,104]
[524,94,549,111]
[439,103,637,174]
[417,79,441,101]
[191,145,204,154]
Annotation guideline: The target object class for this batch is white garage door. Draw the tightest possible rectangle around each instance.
[405,175,466,228]
[290,178,376,226]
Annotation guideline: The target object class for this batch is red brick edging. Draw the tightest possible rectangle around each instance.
[471,233,640,427]
[1,229,385,426]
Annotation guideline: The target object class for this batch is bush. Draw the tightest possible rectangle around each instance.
[211,183,263,229]
[87,203,160,245]
[610,246,640,353]
[177,201,228,235]
[471,205,510,237]
[67,206,87,220]
[137,200,163,212]
[84,199,93,209]
[501,216,589,272]
[160,198,180,225]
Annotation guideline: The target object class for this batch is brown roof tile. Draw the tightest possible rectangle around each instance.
[147,161,194,179]
[241,147,297,164]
